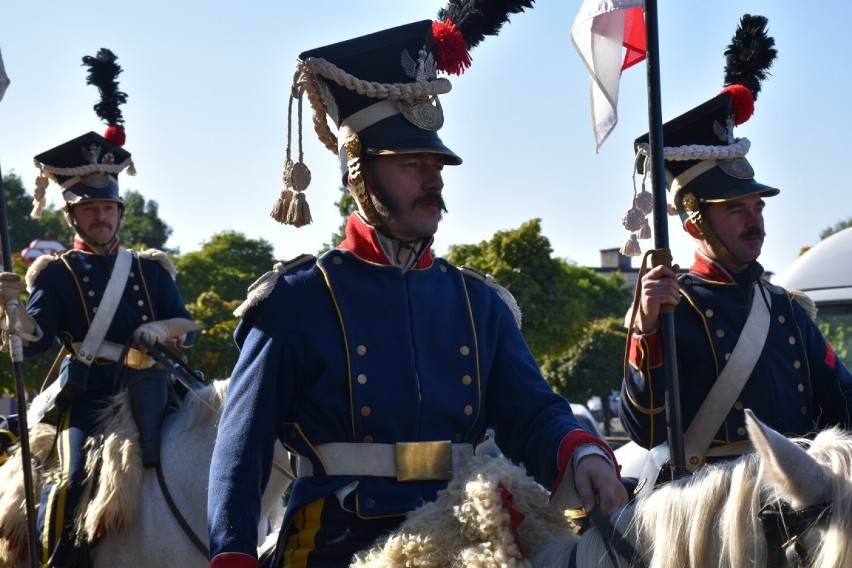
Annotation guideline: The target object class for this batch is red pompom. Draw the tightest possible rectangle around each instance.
[432,20,471,75]
[720,84,755,126]
[104,124,126,147]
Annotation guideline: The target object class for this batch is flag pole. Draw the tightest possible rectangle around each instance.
[0,165,41,568]
[642,0,686,476]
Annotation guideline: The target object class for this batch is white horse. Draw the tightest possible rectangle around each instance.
[354,410,852,568]
[0,378,292,568]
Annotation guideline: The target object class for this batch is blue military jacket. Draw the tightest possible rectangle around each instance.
[24,243,193,391]
[621,252,852,450]
[207,214,587,558]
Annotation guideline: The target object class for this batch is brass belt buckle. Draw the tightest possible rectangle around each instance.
[395,441,453,481]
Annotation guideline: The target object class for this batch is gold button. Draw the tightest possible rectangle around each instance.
[133,285,140,291]
[88,290,95,297]
[357,374,367,384]
[705,309,714,317]
[778,315,786,324]
[793,360,801,369]
[464,405,473,416]
[788,336,796,345]
[734,401,743,410]
[462,375,472,385]
[801,406,808,415]
[439,264,447,273]
[356,345,367,356]
[129,271,135,277]
[689,456,700,466]
[363,435,373,443]
[716,329,725,338]
[141,315,149,321]
[83,276,90,282]
[361,406,371,417]
[798,383,804,392]
[333,256,343,265]
[460,346,470,356]
[724,353,731,361]
[92,306,98,313]
[737,427,746,436]
[137,300,144,306]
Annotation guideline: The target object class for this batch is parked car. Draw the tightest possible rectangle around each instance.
[570,403,604,439]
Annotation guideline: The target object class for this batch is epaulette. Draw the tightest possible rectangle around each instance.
[233,254,316,318]
[786,288,817,322]
[460,266,522,329]
[25,253,61,291]
[136,248,177,280]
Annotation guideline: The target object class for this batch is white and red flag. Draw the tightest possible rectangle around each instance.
[0,46,9,102]
[571,0,646,150]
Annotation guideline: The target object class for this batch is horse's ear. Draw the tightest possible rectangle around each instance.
[745,409,832,508]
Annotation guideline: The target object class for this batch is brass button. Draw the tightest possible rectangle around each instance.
[363,435,373,443]
[439,264,447,273]
[92,306,98,313]
[141,315,149,321]
[689,456,700,466]
[793,360,801,369]
[716,329,725,338]
[705,309,714,317]
[83,276,90,282]
[356,345,367,356]
[801,406,808,415]
[462,375,472,385]
[724,353,731,361]
[778,315,786,324]
[797,383,804,392]
[357,373,367,385]
[459,346,470,356]
[788,336,796,345]
[361,406,371,417]
[333,256,343,265]
[129,271,135,277]
[137,300,144,306]
[88,290,95,297]
[734,401,743,410]
[737,427,746,436]
[133,284,140,291]
[464,405,473,416]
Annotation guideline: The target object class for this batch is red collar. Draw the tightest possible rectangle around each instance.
[73,237,120,254]
[688,251,736,283]
[338,213,433,268]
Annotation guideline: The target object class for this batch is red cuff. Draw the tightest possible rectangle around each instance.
[552,430,620,495]
[210,552,258,568]
[628,328,662,369]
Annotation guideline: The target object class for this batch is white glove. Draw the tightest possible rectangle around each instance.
[0,272,39,345]
[133,318,203,347]
[0,273,25,304]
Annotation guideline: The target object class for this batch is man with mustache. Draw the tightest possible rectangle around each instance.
[207,19,627,568]
[0,49,198,567]
[620,91,852,468]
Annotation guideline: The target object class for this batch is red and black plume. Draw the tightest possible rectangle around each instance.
[82,48,128,146]
[720,14,777,126]
[433,0,534,75]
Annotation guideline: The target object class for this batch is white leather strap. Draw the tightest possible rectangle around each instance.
[76,248,133,367]
[296,442,473,480]
[683,283,771,471]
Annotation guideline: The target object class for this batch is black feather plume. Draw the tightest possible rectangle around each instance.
[82,48,127,127]
[437,0,534,50]
[723,14,777,101]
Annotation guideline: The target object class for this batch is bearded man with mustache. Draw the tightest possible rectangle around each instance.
[620,90,852,469]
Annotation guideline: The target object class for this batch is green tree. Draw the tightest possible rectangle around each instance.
[322,185,357,253]
[185,291,242,380]
[1,173,72,255]
[444,219,630,363]
[541,317,627,435]
[174,231,275,305]
[819,217,852,241]
[120,189,174,251]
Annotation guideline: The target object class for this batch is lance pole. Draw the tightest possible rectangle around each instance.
[643,0,686,476]
[0,165,40,568]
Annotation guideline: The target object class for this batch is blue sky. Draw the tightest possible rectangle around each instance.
[0,1,847,277]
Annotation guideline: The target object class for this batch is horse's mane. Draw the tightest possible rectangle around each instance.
[564,426,852,568]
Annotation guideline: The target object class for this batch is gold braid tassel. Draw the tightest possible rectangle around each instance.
[31,173,49,219]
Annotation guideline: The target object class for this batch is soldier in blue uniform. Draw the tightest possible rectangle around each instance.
[620,16,852,467]
[207,16,627,568]
[0,49,198,567]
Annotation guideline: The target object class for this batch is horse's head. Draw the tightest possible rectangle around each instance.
[747,409,851,568]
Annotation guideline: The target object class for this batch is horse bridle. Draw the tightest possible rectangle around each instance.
[567,507,648,568]
[759,499,832,568]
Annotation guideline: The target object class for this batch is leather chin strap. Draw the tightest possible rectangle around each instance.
[681,192,744,268]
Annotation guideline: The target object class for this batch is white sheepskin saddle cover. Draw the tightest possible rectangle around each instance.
[351,455,572,568]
